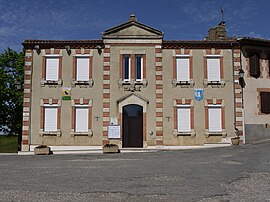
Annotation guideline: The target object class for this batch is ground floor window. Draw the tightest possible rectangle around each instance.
[208,107,222,132]
[75,107,89,132]
[177,107,191,132]
[44,106,58,132]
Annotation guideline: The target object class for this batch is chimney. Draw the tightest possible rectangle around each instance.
[206,21,227,40]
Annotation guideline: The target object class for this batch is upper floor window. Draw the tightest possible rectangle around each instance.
[123,55,131,81]
[249,54,260,78]
[176,57,190,82]
[136,55,143,81]
[72,54,93,87]
[45,58,59,81]
[172,55,194,87]
[207,57,220,82]
[41,54,62,87]
[76,57,89,81]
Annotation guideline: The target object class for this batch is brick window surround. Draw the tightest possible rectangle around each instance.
[173,99,195,137]
[70,98,93,137]
[71,50,94,87]
[41,49,63,87]
[257,88,270,115]
[118,53,147,91]
[204,99,226,137]
[203,53,225,87]
[39,98,61,136]
[172,55,194,87]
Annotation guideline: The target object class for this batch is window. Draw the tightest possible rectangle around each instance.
[75,107,89,132]
[207,58,220,82]
[44,106,58,132]
[249,54,260,78]
[71,99,92,136]
[46,58,59,81]
[136,55,143,81]
[176,57,190,81]
[260,92,270,114]
[208,107,222,132]
[177,107,191,132]
[76,58,89,81]
[123,55,131,81]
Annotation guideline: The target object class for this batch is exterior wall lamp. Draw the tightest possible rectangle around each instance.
[95,45,102,55]
[239,69,246,88]
[65,46,71,55]
[34,45,40,55]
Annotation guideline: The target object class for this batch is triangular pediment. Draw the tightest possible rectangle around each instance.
[102,15,163,39]
[117,93,149,104]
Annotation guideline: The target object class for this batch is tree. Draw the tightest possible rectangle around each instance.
[0,48,24,140]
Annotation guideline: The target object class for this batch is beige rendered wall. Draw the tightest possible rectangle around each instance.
[30,49,104,146]
[162,49,235,145]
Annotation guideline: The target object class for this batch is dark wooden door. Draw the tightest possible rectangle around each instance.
[123,104,143,147]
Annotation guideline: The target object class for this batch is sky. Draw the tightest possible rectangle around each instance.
[0,0,269,53]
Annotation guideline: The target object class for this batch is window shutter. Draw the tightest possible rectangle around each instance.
[208,108,222,132]
[76,58,89,81]
[44,107,57,131]
[261,92,270,114]
[176,58,190,81]
[177,108,191,132]
[249,54,260,78]
[75,107,88,132]
[46,58,59,81]
[207,58,220,81]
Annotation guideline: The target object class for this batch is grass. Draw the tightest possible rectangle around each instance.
[0,136,18,153]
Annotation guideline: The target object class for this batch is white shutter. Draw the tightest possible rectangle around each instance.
[208,108,222,132]
[46,58,59,81]
[177,108,191,132]
[44,107,57,131]
[176,58,190,81]
[75,107,88,132]
[207,58,220,81]
[76,58,89,81]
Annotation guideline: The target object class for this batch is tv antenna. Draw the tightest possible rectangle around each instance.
[220,6,225,22]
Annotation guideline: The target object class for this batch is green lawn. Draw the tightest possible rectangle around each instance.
[0,136,18,153]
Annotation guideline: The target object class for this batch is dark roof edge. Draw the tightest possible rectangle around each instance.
[22,40,104,49]
[163,40,240,49]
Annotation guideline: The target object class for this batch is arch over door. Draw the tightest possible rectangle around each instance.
[123,104,143,148]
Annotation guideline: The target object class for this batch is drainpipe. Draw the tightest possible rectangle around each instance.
[231,42,237,136]
[239,47,246,144]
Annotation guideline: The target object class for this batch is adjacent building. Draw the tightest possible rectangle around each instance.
[21,15,269,151]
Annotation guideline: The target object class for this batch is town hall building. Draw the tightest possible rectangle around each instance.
[21,15,270,151]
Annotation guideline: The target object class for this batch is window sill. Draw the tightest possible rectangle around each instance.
[39,130,61,137]
[71,79,94,87]
[172,79,195,88]
[203,80,225,88]
[70,130,93,137]
[204,130,226,137]
[173,129,196,137]
[118,79,148,91]
[40,79,63,87]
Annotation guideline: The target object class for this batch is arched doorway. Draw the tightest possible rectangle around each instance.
[123,104,143,147]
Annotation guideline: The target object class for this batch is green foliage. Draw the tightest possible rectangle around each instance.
[0,48,24,138]
[0,136,18,153]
